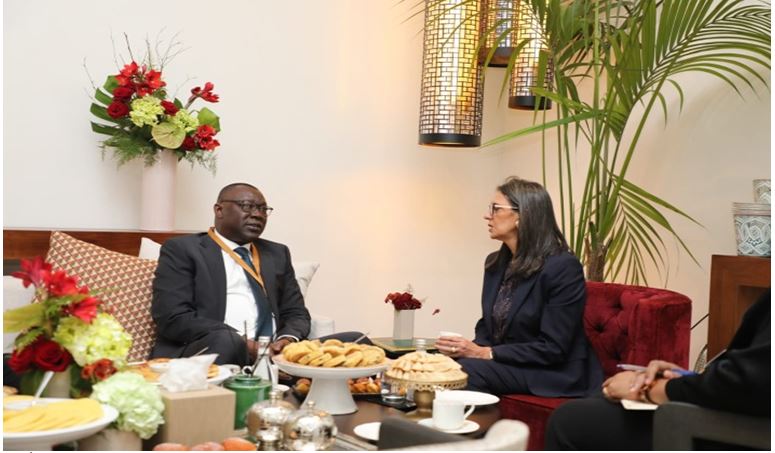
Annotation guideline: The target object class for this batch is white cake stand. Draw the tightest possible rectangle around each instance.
[3,399,119,451]
[273,356,389,415]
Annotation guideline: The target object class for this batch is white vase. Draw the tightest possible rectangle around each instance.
[41,371,71,398]
[393,309,415,341]
[79,428,142,451]
[140,149,177,231]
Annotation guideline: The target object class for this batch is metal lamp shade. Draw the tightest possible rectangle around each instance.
[508,1,552,110]
[480,0,517,67]
[418,0,484,147]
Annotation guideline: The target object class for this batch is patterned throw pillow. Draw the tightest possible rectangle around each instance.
[46,231,158,362]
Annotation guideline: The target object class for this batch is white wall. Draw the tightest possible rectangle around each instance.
[4,0,770,364]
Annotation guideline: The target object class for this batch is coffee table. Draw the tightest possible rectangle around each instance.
[288,393,501,451]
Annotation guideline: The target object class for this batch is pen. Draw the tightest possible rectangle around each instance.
[616,363,697,377]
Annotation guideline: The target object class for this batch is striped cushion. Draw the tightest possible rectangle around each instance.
[46,231,158,362]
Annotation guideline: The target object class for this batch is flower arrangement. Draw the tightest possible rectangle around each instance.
[90,372,165,439]
[4,257,132,395]
[89,40,221,173]
[384,284,424,311]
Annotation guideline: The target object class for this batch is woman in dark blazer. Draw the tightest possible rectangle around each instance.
[436,176,603,396]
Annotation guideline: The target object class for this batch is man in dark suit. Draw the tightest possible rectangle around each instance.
[545,290,770,450]
[151,183,312,365]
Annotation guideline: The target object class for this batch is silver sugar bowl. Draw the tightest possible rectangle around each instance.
[246,389,295,450]
[282,400,337,451]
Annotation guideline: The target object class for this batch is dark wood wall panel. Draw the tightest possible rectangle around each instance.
[3,229,191,274]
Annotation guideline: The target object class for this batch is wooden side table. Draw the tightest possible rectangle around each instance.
[708,255,770,358]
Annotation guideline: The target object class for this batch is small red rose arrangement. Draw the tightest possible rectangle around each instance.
[90,39,221,173]
[385,288,423,311]
[4,257,132,396]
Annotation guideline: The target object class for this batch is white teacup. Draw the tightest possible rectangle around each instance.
[438,330,463,338]
[432,398,475,430]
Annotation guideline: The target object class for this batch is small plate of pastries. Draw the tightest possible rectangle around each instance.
[274,339,390,380]
[127,358,222,384]
[385,351,467,383]
[294,376,383,397]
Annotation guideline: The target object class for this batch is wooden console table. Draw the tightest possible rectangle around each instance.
[708,254,771,357]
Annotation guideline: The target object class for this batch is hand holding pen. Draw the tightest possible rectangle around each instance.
[618,360,697,393]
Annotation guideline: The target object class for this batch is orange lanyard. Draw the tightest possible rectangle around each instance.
[208,227,266,292]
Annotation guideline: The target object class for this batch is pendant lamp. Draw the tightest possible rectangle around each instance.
[418,0,484,147]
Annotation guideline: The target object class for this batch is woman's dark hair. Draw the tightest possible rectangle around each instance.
[488,176,570,279]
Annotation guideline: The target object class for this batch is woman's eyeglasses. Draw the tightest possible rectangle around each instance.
[488,203,519,217]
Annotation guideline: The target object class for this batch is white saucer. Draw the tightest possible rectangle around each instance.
[417,418,479,434]
[353,422,381,441]
[273,384,290,394]
[434,390,499,406]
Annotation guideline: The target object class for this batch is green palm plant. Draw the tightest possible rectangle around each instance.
[422,0,771,283]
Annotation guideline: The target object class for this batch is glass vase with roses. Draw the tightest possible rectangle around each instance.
[89,39,222,173]
[3,257,132,397]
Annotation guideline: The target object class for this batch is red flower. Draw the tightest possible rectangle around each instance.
[120,61,139,77]
[195,124,216,138]
[93,359,117,381]
[45,270,80,297]
[82,359,116,382]
[190,82,219,103]
[112,86,134,101]
[11,257,51,288]
[181,136,196,151]
[194,125,220,151]
[107,101,130,119]
[197,136,220,151]
[384,289,423,310]
[8,339,40,374]
[134,69,166,97]
[115,62,139,86]
[81,362,96,380]
[145,70,165,90]
[33,339,72,372]
[161,100,179,115]
[64,296,101,323]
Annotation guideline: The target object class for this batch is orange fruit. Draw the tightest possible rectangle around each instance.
[221,437,257,451]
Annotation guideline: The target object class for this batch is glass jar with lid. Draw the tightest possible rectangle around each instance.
[282,400,337,451]
[246,389,295,448]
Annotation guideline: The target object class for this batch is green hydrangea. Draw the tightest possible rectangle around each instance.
[90,372,165,439]
[53,313,132,367]
[129,96,164,127]
[169,108,199,133]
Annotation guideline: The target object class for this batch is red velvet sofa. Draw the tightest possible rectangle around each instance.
[498,281,692,450]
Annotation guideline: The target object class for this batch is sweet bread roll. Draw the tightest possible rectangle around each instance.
[322,339,344,347]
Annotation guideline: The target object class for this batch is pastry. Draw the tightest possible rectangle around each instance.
[386,351,466,382]
[279,340,387,368]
